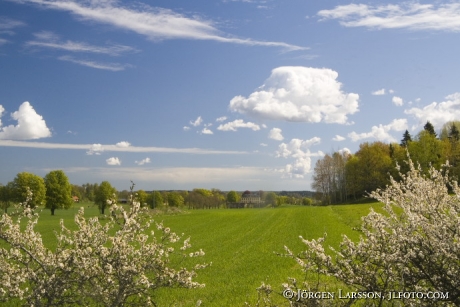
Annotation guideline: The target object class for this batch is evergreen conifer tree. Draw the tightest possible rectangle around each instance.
[400,129,412,147]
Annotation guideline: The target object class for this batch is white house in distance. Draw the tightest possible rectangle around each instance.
[241,190,262,204]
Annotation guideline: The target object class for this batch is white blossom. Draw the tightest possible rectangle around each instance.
[0,195,208,306]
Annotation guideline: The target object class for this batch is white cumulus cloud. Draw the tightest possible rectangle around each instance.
[275,137,322,178]
[106,157,121,165]
[116,141,131,148]
[201,127,213,135]
[392,96,403,106]
[216,116,227,122]
[405,93,460,128]
[268,128,284,141]
[372,88,386,95]
[348,118,408,142]
[332,135,346,141]
[338,147,351,155]
[0,102,51,140]
[87,144,104,155]
[217,119,260,131]
[135,157,151,165]
[229,66,359,124]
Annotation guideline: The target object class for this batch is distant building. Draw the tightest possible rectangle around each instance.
[72,196,79,203]
[228,190,265,208]
[241,190,264,205]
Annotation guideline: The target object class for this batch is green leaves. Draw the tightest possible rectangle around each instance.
[44,170,72,215]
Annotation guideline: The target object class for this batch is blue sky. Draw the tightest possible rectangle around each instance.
[2,0,460,191]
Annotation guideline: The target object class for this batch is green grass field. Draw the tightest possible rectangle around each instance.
[21,202,381,306]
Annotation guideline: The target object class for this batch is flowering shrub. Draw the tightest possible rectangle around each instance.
[257,158,460,306]
[0,194,207,306]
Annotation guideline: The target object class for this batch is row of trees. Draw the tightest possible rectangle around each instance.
[0,171,73,215]
[1,172,315,213]
[0,171,121,215]
[313,120,460,204]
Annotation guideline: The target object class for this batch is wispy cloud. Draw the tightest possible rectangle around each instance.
[0,140,249,154]
[61,165,273,186]
[0,16,25,32]
[58,55,132,71]
[26,31,137,55]
[190,116,203,127]
[13,0,306,51]
[135,157,151,165]
[318,2,460,32]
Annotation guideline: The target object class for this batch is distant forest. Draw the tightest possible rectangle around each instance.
[313,120,460,205]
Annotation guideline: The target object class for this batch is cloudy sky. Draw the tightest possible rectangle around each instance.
[1,0,460,191]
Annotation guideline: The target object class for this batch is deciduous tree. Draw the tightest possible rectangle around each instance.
[167,192,184,207]
[12,172,46,209]
[147,191,163,209]
[226,190,239,203]
[44,170,73,215]
[94,181,117,214]
[264,192,277,207]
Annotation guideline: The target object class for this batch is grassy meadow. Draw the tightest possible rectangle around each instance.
[24,202,382,306]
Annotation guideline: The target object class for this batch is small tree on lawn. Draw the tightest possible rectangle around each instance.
[44,170,73,215]
[226,190,239,203]
[95,181,117,214]
[12,172,46,209]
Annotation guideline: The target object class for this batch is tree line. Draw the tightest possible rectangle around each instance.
[0,171,316,214]
[313,120,460,204]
